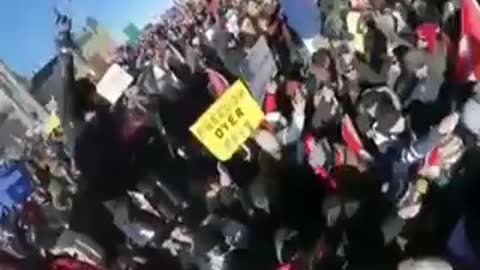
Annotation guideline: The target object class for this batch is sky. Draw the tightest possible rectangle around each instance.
[0,0,171,76]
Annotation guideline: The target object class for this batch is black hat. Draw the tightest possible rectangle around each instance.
[375,102,403,135]
[312,48,330,66]
[311,98,339,131]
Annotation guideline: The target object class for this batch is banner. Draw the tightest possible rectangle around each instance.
[280,0,322,39]
[0,163,33,216]
[240,36,278,102]
[456,0,480,81]
[190,80,265,161]
[96,64,133,104]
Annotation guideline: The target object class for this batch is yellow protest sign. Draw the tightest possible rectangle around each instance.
[43,113,61,136]
[346,11,367,54]
[190,80,265,161]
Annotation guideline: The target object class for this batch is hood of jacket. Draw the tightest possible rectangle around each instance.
[416,23,440,54]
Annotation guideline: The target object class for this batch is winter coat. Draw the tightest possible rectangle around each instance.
[352,57,387,87]
[192,216,249,270]
[20,201,69,252]
[364,22,388,75]
[321,171,406,268]
[414,24,448,102]
[263,85,305,146]
[461,93,480,142]
[395,46,444,106]
[103,197,159,248]
[73,108,135,200]
[0,212,28,259]
[50,230,106,267]
[31,44,80,155]
[379,128,442,201]
[185,45,202,73]
[394,71,418,105]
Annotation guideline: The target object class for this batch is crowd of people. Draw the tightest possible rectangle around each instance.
[1,0,480,269]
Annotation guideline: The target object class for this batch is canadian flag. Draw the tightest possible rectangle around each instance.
[456,0,480,81]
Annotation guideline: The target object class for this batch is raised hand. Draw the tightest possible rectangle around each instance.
[54,8,72,34]
[292,90,306,115]
[54,8,73,50]
[438,112,459,135]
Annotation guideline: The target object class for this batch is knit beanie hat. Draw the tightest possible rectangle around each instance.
[375,102,404,135]
[415,23,440,54]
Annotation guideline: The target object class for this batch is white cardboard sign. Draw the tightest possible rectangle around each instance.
[96,64,134,104]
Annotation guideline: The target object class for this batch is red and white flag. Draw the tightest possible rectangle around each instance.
[456,0,480,81]
[341,115,373,161]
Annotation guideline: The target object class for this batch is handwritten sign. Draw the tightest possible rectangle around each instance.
[240,36,278,102]
[43,113,61,136]
[96,64,134,104]
[190,80,265,161]
[346,11,367,54]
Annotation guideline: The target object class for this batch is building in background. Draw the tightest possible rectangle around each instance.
[29,52,94,112]
[0,60,48,155]
[30,17,118,118]
[0,17,123,156]
[160,4,185,24]
[74,17,117,78]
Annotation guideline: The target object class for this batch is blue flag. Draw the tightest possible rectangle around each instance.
[280,0,322,39]
[0,162,33,215]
